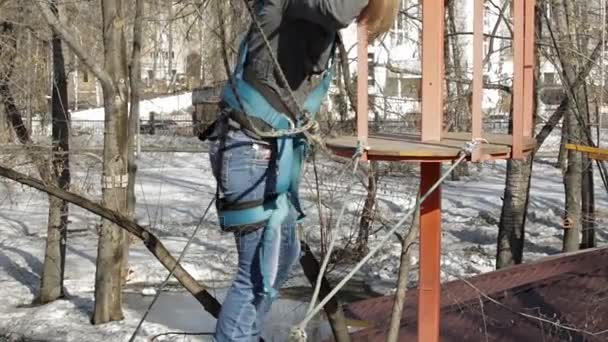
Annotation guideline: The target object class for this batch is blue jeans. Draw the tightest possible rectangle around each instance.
[209,126,301,341]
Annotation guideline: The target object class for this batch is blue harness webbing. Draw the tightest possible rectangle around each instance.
[219,33,336,226]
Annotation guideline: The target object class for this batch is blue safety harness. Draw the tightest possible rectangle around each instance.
[216,28,336,296]
[218,33,336,229]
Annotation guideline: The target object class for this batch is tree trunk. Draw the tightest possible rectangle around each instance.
[0,22,28,146]
[495,4,540,269]
[94,0,130,324]
[167,0,174,86]
[581,154,595,248]
[496,156,533,267]
[557,121,567,172]
[553,0,584,253]
[124,0,144,284]
[563,109,582,252]
[40,0,71,303]
[387,192,420,342]
[356,161,379,257]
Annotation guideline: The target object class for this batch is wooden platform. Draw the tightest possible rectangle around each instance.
[326,132,536,162]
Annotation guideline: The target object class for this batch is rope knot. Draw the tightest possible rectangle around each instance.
[354,140,370,159]
[462,138,488,158]
[288,326,308,342]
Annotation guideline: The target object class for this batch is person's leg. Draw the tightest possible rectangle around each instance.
[253,203,301,335]
[209,127,273,341]
[274,205,301,289]
[214,229,264,342]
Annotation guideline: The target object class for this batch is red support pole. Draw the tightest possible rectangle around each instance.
[357,21,369,161]
[418,162,442,342]
[421,0,445,142]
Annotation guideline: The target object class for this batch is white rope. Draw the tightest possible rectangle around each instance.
[291,143,479,340]
[306,153,363,317]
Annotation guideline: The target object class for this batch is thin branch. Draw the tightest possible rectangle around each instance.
[32,0,113,91]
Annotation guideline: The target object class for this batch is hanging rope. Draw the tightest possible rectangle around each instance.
[306,142,366,317]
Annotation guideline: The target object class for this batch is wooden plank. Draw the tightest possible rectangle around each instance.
[512,0,525,159]
[372,132,510,155]
[472,0,484,141]
[326,135,514,159]
[357,21,369,161]
[370,131,536,151]
[421,0,445,141]
[443,132,536,150]
[327,136,462,158]
[524,0,536,137]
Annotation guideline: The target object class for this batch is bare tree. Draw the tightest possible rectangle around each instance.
[496,0,606,267]
[40,0,71,303]
[553,0,584,252]
[34,0,130,323]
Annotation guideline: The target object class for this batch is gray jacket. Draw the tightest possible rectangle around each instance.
[243,0,368,119]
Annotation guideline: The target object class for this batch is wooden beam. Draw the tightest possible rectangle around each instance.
[421,0,445,142]
[512,0,525,159]
[472,0,484,142]
[357,21,369,161]
[523,0,536,137]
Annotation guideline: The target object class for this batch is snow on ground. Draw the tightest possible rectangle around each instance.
[71,92,193,121]
[1,123,608,340]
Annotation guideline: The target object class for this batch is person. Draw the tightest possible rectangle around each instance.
[201,0,399,340]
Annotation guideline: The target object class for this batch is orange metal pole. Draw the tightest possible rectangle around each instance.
[512,0,525,159]
[418,162,442,342]
[421,0,445,142]
[523,0,536,137]
[357,21,369,161]
[472,0,484,141]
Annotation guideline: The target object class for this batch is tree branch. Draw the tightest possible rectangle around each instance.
[33,0,114,91]
[0,164,222,318]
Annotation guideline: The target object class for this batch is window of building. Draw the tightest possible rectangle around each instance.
[401,77,421,100]
[385,73,400,97]
[368,52,375,88]
[544,72,556,85]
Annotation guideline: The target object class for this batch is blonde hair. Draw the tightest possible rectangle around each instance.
[359,0,401,41]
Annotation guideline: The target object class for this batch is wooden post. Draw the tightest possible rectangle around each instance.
[512,0,525,159]
[523,0,536,137]
[472,0,484,141]
[421,0,445,142]
[357,21,369,161]
[419,1,445,338]
[418,162,442,342]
